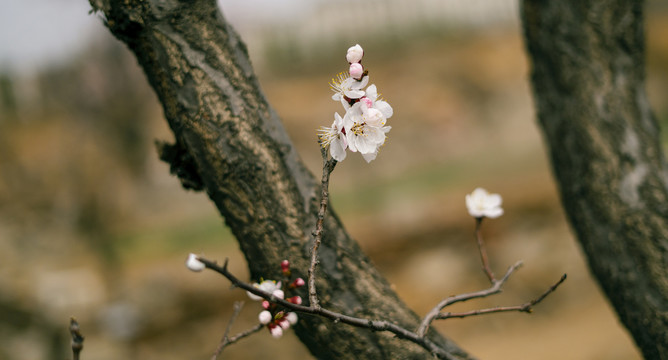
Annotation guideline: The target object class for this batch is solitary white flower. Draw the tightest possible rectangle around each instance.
[185,253,205,272]
[465,188,504,219]
[258,310,272,325]
[346,44,364,63]
[247,280,282,301]
[318,112,349,161]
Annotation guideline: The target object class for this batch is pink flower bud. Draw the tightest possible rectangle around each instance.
[280,260,291,276]
[262,300,270,309]
[288,296,302,305]
[349,63,364,80]
[269,324,283,339]
[346,44,364,63]
[290,277,305,288]
[258,310,272,325]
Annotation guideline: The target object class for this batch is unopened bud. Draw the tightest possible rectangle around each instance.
[346,44,364,63]
[349,63,364,80]
[290,277,305,289]
[269,324,283,339]
[259,310,272,325]
[278,319,291,330]
[288,296,302,305]
[262,300,271,309]
[185,253,205,272]
[286,312,298,325]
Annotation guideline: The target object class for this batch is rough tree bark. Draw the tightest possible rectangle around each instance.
[521,1,668,358]
[89,0,471,359]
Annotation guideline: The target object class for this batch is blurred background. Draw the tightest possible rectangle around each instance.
[1,0,667,359]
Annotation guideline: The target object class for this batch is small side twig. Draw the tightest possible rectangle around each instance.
[307,146,337,309]
[212,301,251,360]
[417,260,523,337]
[475,217,496,283]
[435,273,568,320]
[69,318,84,360]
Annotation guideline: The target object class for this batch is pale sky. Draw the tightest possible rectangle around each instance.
[0,0,314,74]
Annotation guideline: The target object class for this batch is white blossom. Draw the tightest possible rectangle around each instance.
[330,72,369,107]
[362,84,393,120]
[465,188,504,219]
[318,112,349,161]
[247,280,281,301]
[185,253,205,272]
[344,103,391,163]
[346,44,364,63]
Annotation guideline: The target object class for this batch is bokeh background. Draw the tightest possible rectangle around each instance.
[1,0,667,359]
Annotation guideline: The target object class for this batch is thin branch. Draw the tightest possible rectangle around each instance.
[475,217,496,283]
[211,301,246,360]
[69,318,84,360]
[307,146,337,309]
[197,257,460,360]
[436,273,568,320]
[416,261,523,337]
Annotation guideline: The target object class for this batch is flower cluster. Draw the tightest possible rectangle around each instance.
[319,44,393,163]
[246,260,304,339]
[465,187,504,219]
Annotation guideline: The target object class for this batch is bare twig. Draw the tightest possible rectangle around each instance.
[69,318,84,360]
[212,301,246,360]
[435,273,568,320]
[307,146,337,309]
[417,261,523,337]
[475,218,496,283]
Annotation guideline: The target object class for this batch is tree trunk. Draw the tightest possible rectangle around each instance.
[89,0,471,358]
[520,1,668,358]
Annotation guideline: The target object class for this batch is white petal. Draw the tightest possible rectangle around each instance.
[375,100,393,119]
[345,89,365,99]
[362,151,378,163]
[330,138,347,161]
[365,84,378,100]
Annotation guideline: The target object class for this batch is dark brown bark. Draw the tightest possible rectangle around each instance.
[520,1,668,358]
[89,0,471,358]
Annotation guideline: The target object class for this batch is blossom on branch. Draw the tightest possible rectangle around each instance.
[245,259,305,339]
[246,280,282,301]
[320,44,393,163]
[465,187,504,219]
